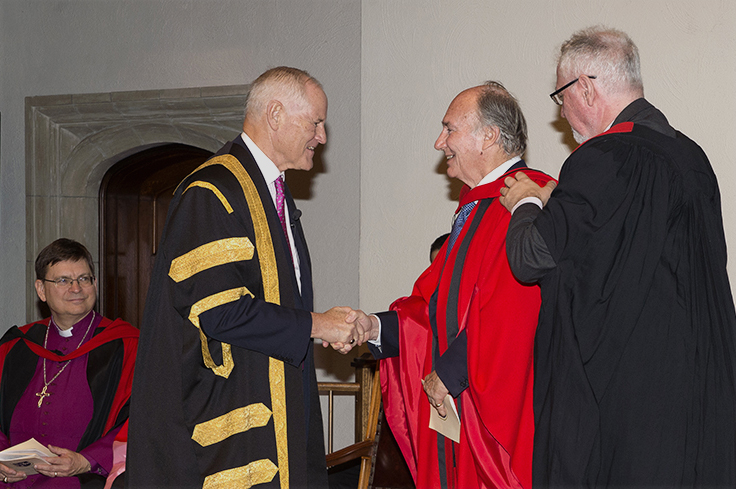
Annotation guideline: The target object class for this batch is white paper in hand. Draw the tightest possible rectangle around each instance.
[0,438,55,475]
[428,394,461,443]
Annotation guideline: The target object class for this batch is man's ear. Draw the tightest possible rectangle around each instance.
[482,125,500,151]
[34,279,47,303]
[579,75,596,107]
[266,100,284,131]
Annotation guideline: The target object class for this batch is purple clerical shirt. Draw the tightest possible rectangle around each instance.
[1,312,121,488]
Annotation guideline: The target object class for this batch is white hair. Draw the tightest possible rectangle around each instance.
[558,26,644,97]
[244,66,323,118]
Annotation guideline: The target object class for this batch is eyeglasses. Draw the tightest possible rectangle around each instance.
[550,75,597,105]
[42,275,95,288]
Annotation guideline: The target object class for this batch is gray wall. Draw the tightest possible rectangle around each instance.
[1,1,361,337]
[3,0,736,451]
[1,0,361,450]
[360,0,736,314]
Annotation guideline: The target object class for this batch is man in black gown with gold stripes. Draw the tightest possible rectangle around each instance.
[127,67,363,489]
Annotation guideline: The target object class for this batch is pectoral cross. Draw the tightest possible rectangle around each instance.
[36,385,51,408]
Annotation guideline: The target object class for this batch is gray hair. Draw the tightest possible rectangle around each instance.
[244,66,323,118]
[558,26,643,96]
[476,81,527,156]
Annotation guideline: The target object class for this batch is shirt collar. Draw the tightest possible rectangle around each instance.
[476,155,522,187]
[51,310,95,338]
[240,132,284,185]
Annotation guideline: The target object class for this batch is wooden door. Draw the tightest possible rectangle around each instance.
[99,143,213,327]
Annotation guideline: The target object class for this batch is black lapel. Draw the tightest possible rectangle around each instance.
[444,199,491,341]
[283,184,313,311]
[507,159,527,173]
[0,324,46,435]
[78,328,125,450]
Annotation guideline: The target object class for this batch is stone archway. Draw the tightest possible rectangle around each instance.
[24,85,250,320]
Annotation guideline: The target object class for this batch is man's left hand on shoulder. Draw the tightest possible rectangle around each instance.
[499,171,557,212]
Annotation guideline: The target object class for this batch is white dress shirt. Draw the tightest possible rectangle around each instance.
[240,132,302,292]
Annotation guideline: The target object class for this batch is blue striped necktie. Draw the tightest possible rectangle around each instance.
[447,201,476,253]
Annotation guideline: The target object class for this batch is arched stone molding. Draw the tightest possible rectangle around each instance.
[25,85,249,320]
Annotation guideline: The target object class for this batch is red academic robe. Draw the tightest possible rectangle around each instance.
[0,317,139,451]
[381,169,553,489]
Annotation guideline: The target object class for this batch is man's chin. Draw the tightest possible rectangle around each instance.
[288,158,314,172]
[572,129,589,144]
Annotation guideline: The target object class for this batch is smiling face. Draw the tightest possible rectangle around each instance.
[34,259,97,330]
[271,81,328,172]
[434,89,487,187]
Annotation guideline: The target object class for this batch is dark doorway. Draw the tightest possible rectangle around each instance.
[99,143,213,327]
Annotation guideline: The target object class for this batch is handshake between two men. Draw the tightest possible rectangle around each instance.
[310,307,452,420]
[310,307,376,354]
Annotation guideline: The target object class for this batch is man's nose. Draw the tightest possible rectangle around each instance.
[434,131,447,151]
[315,124,326,145]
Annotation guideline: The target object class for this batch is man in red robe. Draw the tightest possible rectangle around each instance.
[349,82,553,488]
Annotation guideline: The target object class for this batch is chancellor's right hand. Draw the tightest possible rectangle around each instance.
[328,309,379,354]
[311,307,365,353]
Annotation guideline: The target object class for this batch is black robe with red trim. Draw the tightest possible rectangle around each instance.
[0,317,138,486]
[508,99,736,487]
[377,167,554,489]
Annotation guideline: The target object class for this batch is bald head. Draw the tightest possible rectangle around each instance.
[242,67,328,172]
[244,67,323,122]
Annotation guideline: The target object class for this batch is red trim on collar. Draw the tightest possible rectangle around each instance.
[17,317,138,362]
[572,121,635,153]
[456,169,553,211]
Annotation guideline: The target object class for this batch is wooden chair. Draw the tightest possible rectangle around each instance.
[319,354,377,453]
[324,358,382,489]
[322,354,414,489]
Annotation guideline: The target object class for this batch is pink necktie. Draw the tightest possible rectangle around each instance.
[274,176,293,260]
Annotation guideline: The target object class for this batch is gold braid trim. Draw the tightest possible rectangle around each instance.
[270,357,288,487]
[192,403,272,447]
[189,154,289,485]
[188,287,254,378]
[188,154,280,304]
[183,180,234,213]
[202,459,278,489]
[169,238,254,283]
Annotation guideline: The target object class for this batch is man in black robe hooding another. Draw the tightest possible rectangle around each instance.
[499,26,736,487]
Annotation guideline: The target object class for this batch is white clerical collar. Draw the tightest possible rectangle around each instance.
[240,132,284,186]
[57,324,73,337]
[475,155,522,187]
[52,311,94,338]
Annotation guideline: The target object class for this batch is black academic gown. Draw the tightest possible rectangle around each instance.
[127,138,327,488]
[508,99,736,487]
